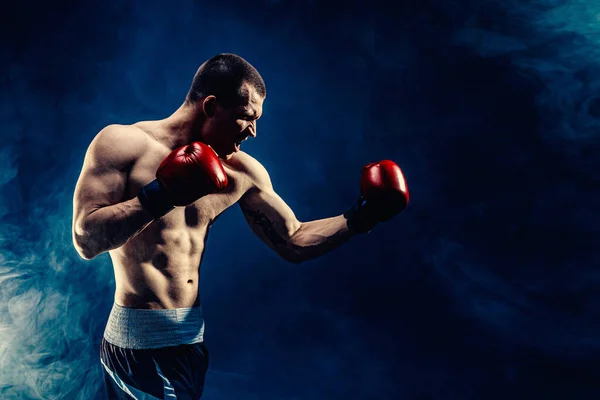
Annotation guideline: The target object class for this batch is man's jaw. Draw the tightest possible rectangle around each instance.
[234,135,249,152]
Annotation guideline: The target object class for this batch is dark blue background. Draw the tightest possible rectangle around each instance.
[1,0,599,398]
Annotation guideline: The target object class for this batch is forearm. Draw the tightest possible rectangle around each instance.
[285,214,355,263]
[73,197,155,259]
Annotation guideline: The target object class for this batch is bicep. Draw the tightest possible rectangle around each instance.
[73,164,128,227]
[72,126,143,232]
[239,186,301,249]
[236,152,302,252]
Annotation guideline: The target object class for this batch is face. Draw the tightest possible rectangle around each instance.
[200,82,264,160]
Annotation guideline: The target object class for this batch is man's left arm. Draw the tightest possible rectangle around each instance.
[237,155,409,264]
[238,159,353,264]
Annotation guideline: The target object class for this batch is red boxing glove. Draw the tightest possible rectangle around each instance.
[138,142,228,218]
[344,160,409,233]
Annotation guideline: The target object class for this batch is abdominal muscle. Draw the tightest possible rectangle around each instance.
[108,208,212,310]
[104,139,248,310]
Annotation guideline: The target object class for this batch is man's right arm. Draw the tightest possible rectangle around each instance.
[72,125,153,260]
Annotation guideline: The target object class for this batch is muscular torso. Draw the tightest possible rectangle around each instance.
[110,122,249,309]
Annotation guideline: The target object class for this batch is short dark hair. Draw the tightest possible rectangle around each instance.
[186,53,266,107]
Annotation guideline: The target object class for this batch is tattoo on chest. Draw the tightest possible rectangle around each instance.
[241,208,287,246]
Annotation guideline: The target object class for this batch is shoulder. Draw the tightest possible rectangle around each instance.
[85,124,150,169]
[91,124,149,151]
[227,151,273,191]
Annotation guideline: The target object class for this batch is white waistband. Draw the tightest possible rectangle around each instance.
[103,303,205,349]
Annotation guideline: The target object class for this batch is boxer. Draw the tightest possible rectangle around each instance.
[71,53,409,399]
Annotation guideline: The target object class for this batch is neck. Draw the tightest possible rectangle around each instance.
[161,102,205,149]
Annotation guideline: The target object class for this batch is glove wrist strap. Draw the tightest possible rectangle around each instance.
[138,180,175,219]
[344,197,377,234]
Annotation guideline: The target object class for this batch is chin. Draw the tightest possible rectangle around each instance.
[213,143,237,160]
[218,152,234,161]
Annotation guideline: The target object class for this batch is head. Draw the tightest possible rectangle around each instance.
[186,54,266,159]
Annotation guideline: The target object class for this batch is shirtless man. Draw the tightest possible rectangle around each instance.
[72,54,409,399]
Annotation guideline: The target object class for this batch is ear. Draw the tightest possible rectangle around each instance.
[202,95,217,117]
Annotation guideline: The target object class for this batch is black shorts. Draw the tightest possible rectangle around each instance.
[100,338,209,399]
[100,303,208,399]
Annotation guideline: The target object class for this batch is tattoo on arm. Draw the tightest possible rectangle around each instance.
[241,207,287,247]
[242,206,348,263]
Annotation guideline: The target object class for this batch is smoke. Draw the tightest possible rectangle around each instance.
[0,2,127,397]
[2,0,600,398]
[0,91,111,398]
[400,2,600,383]
[455,0,600,175]
[0,154,112,398]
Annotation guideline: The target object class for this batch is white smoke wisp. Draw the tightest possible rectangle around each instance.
[0,144,114,399]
